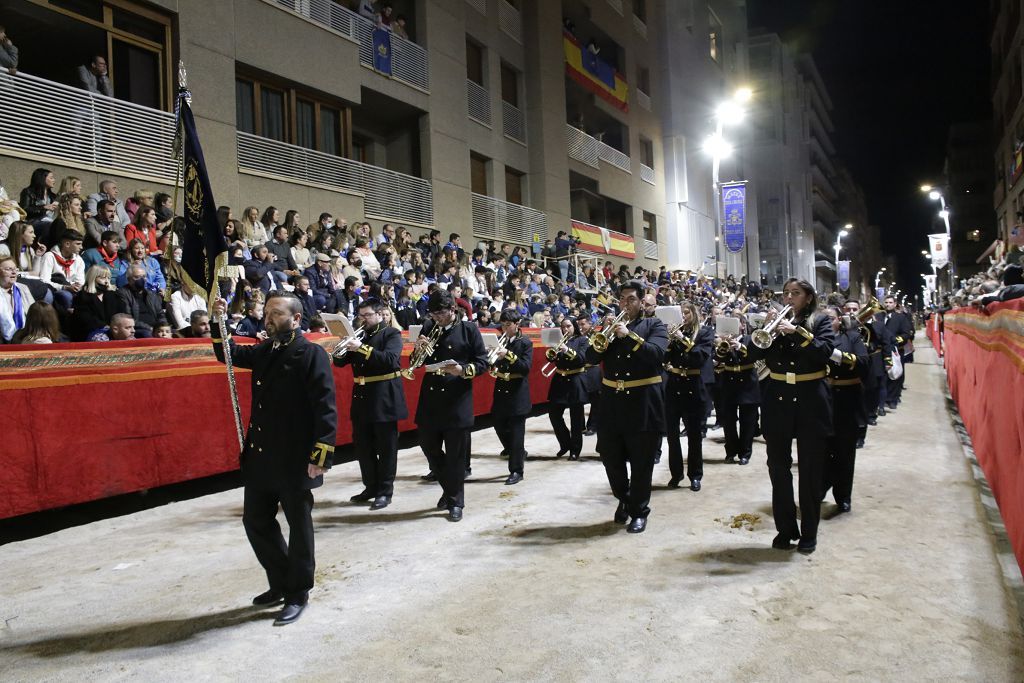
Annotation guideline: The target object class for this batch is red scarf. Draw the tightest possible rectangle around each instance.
[53,252,76,277]
[99,247,118,266]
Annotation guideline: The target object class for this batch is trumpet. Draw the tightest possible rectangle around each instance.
[487,333,511,366]
[715,335,735,355]
[540,330,573,377]
[750,304,793,349]
[402,323,443,380]
[589,309,629,353]
[855,296,883,346]
[332,326,365,358]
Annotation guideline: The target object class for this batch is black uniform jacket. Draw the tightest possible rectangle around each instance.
[828,328,869,429]
[748,313,836,439]
[332,323,408,423]
[547,334,591,405]
[715,333,761,405]
[877,311,913,350]
[491,333,534,417]
[414,319,488,430]
[664,325,713,410]
[863,317,893,383]
[586,315,668,433]
[700,323,717,385]
[212,323,338,491]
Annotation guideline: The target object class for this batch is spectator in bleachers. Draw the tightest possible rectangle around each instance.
[39,230,85,311]
[75,54,113,97]
[0,175,26,236]
[154,192,174,226]
[281,209,301,235]
[109,313,136,341]
[449,284,474,319]
[169,279,206,331]
[290,229,313,270]
[293,276,317,330]
[115,238,165,294]
[222,220,250,260]
[11,301,62,344]
[58,176,82,200]
[48,193,87,242]
[19,168,58,242]
[351,237,380,280]
[235,298,266,339]
[0,256,33,342]
[244,244,283,294]
[71,265,119,341]
[304,253,336,313]
[85,180,131,229]
[179,310,211,339]
[84,199,123,248]
[0,25,18,75]
[241,206,267,249]
[0,221,44,275]
[375,223,396,246]
[81,229,121,274]
[125,189,154,223]
[265,224,300,278]
[306,212,333,247]
[335,275,362,319]
[124,206,161,256]
[115,263,165,338]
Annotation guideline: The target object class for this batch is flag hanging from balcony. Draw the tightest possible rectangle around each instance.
[373,28,392,76]
[571,220,635,258]
[721,182,747,253]
[563,31,628,112]
[178,95,228,307]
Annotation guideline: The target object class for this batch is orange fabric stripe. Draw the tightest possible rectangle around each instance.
[0,365,249,391]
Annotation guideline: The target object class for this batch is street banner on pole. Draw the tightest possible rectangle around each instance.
[837,260,850,290]
[924,274,936,292]
[721,181,747,253]
[929,233,950,269]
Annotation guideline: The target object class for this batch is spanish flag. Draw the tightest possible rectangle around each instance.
[563,31,629,113]
[571,220,635,259]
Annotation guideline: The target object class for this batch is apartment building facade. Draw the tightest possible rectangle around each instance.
[991,0,1023,247]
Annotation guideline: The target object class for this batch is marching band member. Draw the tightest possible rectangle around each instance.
[822,305,868,514]
[586,281,668,534]
[489,310,534,485]
[413,289,488,522]
[546,316,590,460]
[715,312,760,467]
[842,298,889,441]
[578,316,602,436]
[878,295,913,410]
[664,300,714,490]
[748,278,835,554]
[332,298,407,510]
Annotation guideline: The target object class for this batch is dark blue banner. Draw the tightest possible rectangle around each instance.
[837,260,850,290]
[721,182,747,253]
[373,29,392,75]
[179,98,227,302]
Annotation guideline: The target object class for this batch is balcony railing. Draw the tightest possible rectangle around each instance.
[566,124,599,168]
[472,193,547,246]
[0,71,177,183]
[607,0,624,15]
[237,131,433,227]
[269,0,430,91]
[465,0,486,14]
[640,163,655,185]
[467,80,491,126]
[643,238,658,260]
[502,101,526,143]
[499,0,522,43]
[633,14,647,37]
[637,89,651,111]
[597,140,631,173]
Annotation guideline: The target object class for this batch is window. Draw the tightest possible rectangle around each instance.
[501,63,519,106]
[236,80,255,134]
[505,167,524,205]
[261,87,286,142]
[236,75,347,155]
[632,0,646,23]
[709,9,722,62]
[642,211,656,241]
[471,153,489,195]
[639,137,654,167]
[296,100,315,150]
[467,39,485,86]
[636,65,651,96]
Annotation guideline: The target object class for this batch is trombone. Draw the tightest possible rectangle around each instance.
[402,323,443,379]
[540,330,573,377]
[332,326,365,358]
[750,304,793,349]
[589,309,628,353]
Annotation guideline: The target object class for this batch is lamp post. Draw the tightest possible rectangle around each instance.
[874,266,886,295]
[705,88,751,280]
[921,184,955,291]
[833,223,852,291]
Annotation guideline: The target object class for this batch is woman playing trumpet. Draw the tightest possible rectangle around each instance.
[546,316,590,460]
[715,312,760,468]
[664,301,714,490]
[489,310,534,485]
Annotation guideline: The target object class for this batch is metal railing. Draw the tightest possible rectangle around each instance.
[0,71,177,183]
[499,0,522,43]
[640,163,655,185]
[566,124,599,168]
[633,14,647,37]
[502,100,526,143]
[467,80,491,126]
[597,140,632,173]
[465,0,487,14]
[637,89,651,111]
[272,0,356,40]
[643,238,658,260]
[237,131,433,227]
[607,0,624,15]
[471,193,547,246]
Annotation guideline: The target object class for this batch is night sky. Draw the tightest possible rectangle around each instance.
[746,0,992,296]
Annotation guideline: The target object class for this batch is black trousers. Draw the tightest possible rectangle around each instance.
[586,392,601,431]
[665,399,706,481]
[886,371,905,405]
[494,413,527,474]
[354,419,398,498]
[420,426,470,509]
[721,402,758,459]
[766,432,827,541]
[597,430,661,518]
[242,485,315,605]
[550,403,585,456]
[826,417,859,505]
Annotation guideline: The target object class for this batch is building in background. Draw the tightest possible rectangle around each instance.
[943,121,995,277]
[991,0,1023,247]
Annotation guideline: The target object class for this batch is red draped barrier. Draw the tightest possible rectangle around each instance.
[943,299,1024,570]
[0,332,554,519]
[926,315,943,357]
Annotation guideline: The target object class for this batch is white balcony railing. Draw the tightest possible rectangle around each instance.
[607,0,624,15]
[472,193,547,246]
[566,124,599,168]
[499,0,522,43]
[597,140,632,173]
[502,101,526,143]
[272,0,356,40]
[633,14,647,37]
[643,238,658,260]
[637,89,651,112]
[237,131,433,227]
[0,71,177,183]
[467,80,491,126]
[640,163,655,185]
[465,0,486,14]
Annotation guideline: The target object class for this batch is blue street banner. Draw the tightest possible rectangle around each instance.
[876,287,886,300]
[721,181,747,253]
[837,260,850,290]
[373,29,392,75]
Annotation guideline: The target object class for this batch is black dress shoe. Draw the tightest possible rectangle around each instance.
[448,506,463,522]
[855,438,865,449]
[349,490,373,502]
[690,478,702,492]
[568,453,580,461]
[556,448,568,458]
[867,416,877,426]
[421,471,438,482]
[436,496,447,510]
[505,472,523,485]
[273,602,306,626]
[709,422,721,430]
[627,516,647,534]
[725,454,736,463]
[797,538,817,554]
[252,589,284,607]
[654,455,662,464]
[523,451,530,460]
[464,468,472,480]
[772,532,800,550]
[738,456,750,465]
[583,429,596,436]
[668,476,683,488]
[500,450,508,458]
[839,501,851,513]
[877,407,886,417]
[370,496,391,510]
[613,501,628,524]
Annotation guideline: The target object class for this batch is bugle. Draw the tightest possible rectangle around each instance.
[402,323,443,379]
[750,304,793,349]
[541,330,573,377]
[589,309,628,353]
[332,326,365,358]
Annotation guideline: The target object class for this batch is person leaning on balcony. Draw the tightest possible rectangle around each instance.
[0,25,18,75]
[86,180,131,229]
[75,54,112,97]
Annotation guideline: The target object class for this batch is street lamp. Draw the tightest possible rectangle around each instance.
[874,266,886,293]
[833,226,850,290]
[921,184,954,290]
[705,87,752,279]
